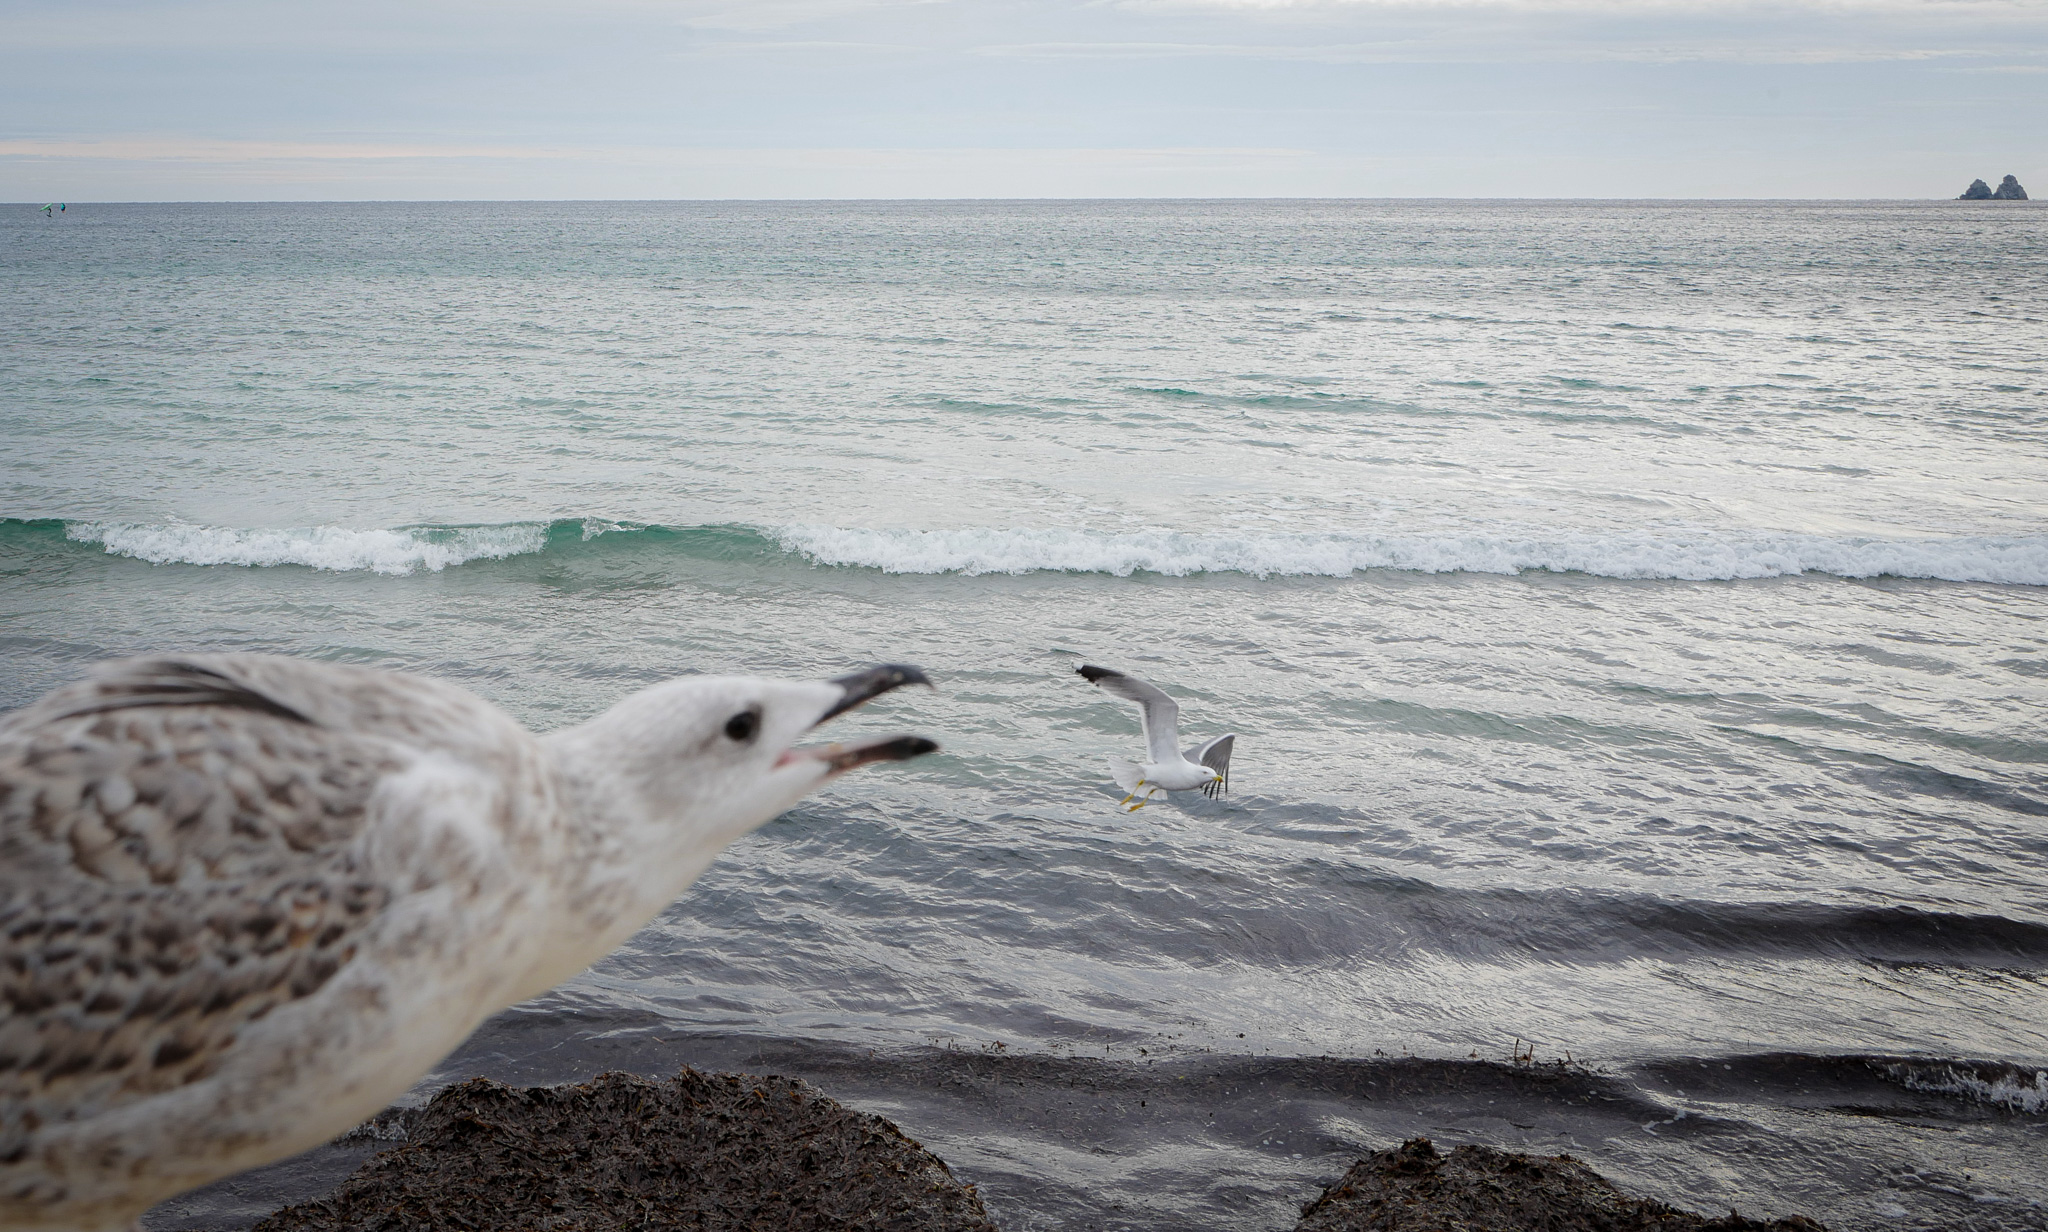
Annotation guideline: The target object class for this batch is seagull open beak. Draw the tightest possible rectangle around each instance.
[816,664,934,724]
[777,663,939,774]
[788,733,940,774]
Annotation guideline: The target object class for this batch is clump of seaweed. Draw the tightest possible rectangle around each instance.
[1296,1138,1825,1232]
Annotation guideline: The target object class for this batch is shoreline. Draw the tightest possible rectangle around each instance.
[168,1068,1828,1232]
[141,1037,2041,1231]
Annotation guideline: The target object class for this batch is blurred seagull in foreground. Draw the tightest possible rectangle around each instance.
[0,654,936,1232]
[1075,665,1235,811]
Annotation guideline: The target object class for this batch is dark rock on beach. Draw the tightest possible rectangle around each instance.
[252,1069,998,1232]
[1294,1138,1824,1232]
[1961,178,1994,199]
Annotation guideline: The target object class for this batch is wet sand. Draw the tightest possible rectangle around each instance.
[154,1066,1831,1232]
[1299,1138,1823,1231]
[252,1070,995,1232]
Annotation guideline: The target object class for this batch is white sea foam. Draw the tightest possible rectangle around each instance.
[66,521,551,575]
[774,525,2048,584]
[1888,1062,2048,1115]
[56,519,2048,584]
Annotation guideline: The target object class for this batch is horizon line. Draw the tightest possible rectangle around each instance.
[10,195,2032,205]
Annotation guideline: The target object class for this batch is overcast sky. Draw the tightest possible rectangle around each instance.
[3,0,2043,199]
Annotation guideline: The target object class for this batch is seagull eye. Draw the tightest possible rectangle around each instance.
[724,709,760,742]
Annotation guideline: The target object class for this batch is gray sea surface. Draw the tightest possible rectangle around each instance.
[3,199,2045,1231]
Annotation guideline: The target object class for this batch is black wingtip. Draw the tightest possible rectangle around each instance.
[1076,665,1122,684]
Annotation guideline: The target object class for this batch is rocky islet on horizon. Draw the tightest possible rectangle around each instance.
[1959,175,2029,200]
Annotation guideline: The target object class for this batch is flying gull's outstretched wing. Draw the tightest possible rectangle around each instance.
[1076,666,1181,764]
[1186,733,1235,798]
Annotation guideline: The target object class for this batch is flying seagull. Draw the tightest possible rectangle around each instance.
[0,654,936,1232]
[1075,665,1234,811]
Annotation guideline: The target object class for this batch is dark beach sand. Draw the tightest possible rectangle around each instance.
[1298,1138,1822,1232]
[221,1069,1825,1232]
[254,1070,997,1232]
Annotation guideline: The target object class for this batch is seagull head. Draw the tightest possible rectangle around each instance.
[551,663,937,860]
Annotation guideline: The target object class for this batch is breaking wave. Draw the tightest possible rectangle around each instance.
[772,524,2048,584]
[62,519,559,575]
[1886,1061,2048,1115]
[5,518,2044,584]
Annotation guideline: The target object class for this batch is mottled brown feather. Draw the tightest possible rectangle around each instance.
[0,661,410,1181]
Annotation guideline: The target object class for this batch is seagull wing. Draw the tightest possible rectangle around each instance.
[1076,665,1181,764]
[0,655,535,1178]
[1186,734,1235,798]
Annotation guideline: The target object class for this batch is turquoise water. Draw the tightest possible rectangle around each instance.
[4,200,2046,1231]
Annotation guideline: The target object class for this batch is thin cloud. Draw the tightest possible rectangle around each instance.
[1131,0,2046,10]
[0,136,1314,166]
[669,38,925,54]
[0,138,577,161]
[973,38,2007,63]
[674,0,948,31]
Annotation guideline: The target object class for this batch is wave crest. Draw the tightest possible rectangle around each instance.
[1886,1061,2048,1115]
[775,525,2048,584]
[65,520,560,575]
[17,518,2048,584]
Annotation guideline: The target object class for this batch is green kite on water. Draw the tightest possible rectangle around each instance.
[39,203,65,216]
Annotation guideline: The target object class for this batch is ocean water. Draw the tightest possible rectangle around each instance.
[2,200,2045,1231]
